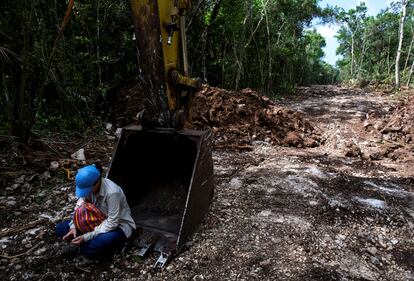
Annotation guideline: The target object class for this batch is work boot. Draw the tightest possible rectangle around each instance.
[56,244,79,259]
[74,256,98,267]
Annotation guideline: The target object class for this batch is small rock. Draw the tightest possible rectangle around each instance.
[34,247,47,255]
[284,132,303,147]
[15,175,25,184]
[309,200,318,206]
[371,256,381,267]
[345,142,362,158]
[44,199,52,207]
[50,161,59,170]
[366,247,378,256]
[390,239,398,245]
[258,210,272,217]
[42,171,51,178]
[6,200,17,207]
[193,274,204,280]
[71,148,86,161]
[26,174,38,183]
[337,234,346,240]
[303,138,318,148]
[259,259,271,267]
[361,153,370,160]
[369,151,383,161]
[229,178,242,189]
[378,238,387,249]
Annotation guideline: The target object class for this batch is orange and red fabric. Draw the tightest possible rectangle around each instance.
[74,203,106,233]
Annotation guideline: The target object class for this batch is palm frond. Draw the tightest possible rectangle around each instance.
[0,47,22,68]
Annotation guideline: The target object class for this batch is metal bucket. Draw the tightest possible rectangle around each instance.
[107,125,214,266]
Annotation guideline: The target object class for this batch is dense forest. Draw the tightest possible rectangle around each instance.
[0,0,413,138]
[336,1,414,87]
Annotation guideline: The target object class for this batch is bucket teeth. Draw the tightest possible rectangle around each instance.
[138,245,152,257]
[132,231,175,267]
[154,253,169,268]
[132,231,158,257]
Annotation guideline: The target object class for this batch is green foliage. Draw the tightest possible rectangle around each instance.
[336,1,414,85]
[187,0,338,94]
[0,0,339,138]
[0,0,137,137]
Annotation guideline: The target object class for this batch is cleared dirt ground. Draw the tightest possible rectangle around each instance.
[1,85,413,280]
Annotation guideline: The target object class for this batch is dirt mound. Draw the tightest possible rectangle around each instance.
[102,83,321,148]
[364,94,414,161]
[371,95,414,144]
[193,86,321,148]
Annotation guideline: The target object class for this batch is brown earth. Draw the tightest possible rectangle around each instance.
[376,95,414,143]
[193,87,321,149]
[99,83,321,149]
[1,85,413,281]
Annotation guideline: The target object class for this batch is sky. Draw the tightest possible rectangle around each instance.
[316,0,391,65]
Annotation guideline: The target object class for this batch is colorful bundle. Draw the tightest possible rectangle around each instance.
[74,203,106,233]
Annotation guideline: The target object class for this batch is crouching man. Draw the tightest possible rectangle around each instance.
[56,163,136,259]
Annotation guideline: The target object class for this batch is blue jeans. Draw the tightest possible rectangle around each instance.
[56,220,127,259]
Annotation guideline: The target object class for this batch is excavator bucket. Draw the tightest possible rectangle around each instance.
[107,125,214,267]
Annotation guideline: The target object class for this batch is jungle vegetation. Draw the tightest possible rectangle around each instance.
[0,0,412,138]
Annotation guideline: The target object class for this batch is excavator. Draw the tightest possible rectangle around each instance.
[107,0,215,267]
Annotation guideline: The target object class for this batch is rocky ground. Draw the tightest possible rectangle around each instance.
[0,85,413,280]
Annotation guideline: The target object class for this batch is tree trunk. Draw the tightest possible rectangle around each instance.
[357,34,368,79]
[351,33,355,77]
[200,0,223,82]
[97,0,102,87]
[13,0,34,137]
[261,0,272,93]
[395,0,408,89]
[407,59,414,86]
[387,35,391,76]
[234,0,251,90]
[403,28,414,71]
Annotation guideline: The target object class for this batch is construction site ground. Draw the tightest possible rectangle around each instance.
[1,85,413,280]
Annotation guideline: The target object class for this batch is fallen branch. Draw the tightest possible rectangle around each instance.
[75,265,91,273]
[0,219,47,237]
[0,241,42,259]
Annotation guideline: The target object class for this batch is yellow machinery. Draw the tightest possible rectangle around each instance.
[130,0,201,128]
[107,0,214,267]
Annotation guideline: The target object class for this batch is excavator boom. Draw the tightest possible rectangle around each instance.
[130,0,201,128]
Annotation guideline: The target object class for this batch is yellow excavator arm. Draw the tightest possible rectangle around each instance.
[130,0,201,129]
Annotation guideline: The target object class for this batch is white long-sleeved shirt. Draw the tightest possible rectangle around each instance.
[69,178,136,242]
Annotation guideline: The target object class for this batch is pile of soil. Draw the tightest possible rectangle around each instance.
[101,82,321,148]
[369,95,414,144]
[193,86,321,148]
[363,94,414,161]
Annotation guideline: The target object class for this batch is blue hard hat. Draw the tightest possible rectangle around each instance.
[75,165,100,198]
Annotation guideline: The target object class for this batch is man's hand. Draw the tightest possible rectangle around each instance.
[63,228,77,242]
[71,235,85,245]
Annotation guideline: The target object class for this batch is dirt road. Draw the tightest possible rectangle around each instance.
[1,85,413,280]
